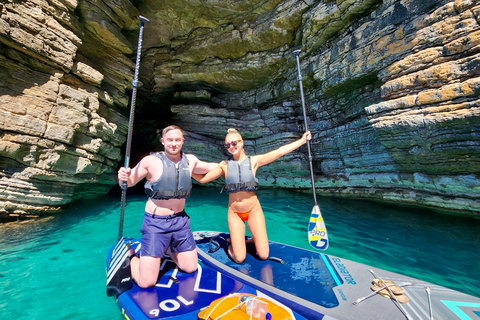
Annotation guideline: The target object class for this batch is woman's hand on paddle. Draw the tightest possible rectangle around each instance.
[118,167,131,186]
[302,131,312,144]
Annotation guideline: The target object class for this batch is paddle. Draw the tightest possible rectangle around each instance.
[293,50,329,250]
[106,15,149,297]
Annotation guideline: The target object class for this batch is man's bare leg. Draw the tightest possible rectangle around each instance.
[166,248,198,273]
[129,249,161,288]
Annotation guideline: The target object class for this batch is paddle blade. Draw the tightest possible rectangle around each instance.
[308,205,329,250]
[106,238,132,297]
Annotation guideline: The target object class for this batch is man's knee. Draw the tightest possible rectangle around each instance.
[136,277,157,289]
[181,266,198,273]
[179,260,198,273]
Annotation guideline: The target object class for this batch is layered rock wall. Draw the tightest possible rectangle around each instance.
[165,0,480,216]
[0,0,479,219]
[306,0,480,215]
[0,0,138,218]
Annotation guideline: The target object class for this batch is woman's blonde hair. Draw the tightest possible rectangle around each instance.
[226,128,242,139]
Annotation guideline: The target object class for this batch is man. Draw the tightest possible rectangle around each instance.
[117,125,217,288]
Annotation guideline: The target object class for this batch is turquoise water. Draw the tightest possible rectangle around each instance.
[1,187,479,319]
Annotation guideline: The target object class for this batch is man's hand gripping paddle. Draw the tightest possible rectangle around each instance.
[294,50,329,250]
[106,16,149,297]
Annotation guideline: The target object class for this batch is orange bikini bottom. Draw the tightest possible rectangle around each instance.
[233,201,258,222]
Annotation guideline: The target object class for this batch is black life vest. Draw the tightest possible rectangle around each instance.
[144,152,192,200]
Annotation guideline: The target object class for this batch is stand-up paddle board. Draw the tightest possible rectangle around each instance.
[106,239,309,320]
[194,231,480,320]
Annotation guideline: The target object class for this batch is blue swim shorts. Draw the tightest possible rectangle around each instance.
[139,210,196,258]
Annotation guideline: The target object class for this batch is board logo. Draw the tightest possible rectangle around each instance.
[331,258,356,285]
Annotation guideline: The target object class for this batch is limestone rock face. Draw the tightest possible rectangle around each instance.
[0,0,479,219]
[0,0,137,219]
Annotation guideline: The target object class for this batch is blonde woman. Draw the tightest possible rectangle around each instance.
[193,128,311,263]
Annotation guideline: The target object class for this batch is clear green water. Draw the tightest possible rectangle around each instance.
[1,187,479,319]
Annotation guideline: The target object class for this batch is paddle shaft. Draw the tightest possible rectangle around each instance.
[293,50,318,206]
[426,287,434,320]
[118,16,150,241]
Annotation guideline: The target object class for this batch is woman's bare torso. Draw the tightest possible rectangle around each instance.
[228,191,258,212]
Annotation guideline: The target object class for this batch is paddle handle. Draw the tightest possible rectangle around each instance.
[294,50,317,206]
[118,16,150,241]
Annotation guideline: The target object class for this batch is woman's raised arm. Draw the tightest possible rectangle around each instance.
[254,131,311,168]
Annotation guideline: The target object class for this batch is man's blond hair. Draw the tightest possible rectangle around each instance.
[162,125,183,137]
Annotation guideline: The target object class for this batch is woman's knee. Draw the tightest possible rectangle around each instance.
[257,251,269,261]
[254,243,269,261]
[229,248,246,264]
[231,254,246,264]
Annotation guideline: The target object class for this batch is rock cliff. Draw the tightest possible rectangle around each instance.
[0,0,479,220]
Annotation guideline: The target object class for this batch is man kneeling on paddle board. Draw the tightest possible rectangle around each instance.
[117,125,217,288]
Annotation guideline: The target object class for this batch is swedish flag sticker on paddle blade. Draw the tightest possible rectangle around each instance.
[308,205,329,250]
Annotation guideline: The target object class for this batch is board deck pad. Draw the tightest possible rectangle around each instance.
[194,231,480,320]
[197,233,341,308]
[123,260,244,319]
[106,239,309,320]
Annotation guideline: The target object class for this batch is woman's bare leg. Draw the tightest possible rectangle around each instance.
[227,208,247,263]
[246,203,269,260]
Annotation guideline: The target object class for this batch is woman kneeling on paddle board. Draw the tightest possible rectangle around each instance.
[193,128,311,263]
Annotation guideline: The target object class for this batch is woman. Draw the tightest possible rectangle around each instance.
[194,128,311,263]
